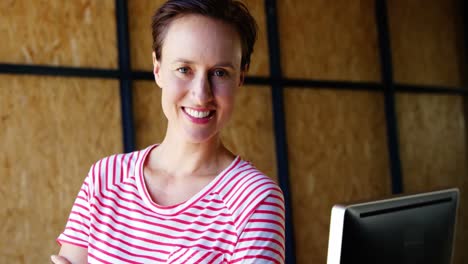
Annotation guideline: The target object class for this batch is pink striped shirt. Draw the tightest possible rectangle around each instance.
[57,145,285,263]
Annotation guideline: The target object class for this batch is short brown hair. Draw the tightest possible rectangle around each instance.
[151,0,258,71]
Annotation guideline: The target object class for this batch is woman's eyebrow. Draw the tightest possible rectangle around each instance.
[172,58,195,64]
[214,62,235,69]
[172,59,236,69]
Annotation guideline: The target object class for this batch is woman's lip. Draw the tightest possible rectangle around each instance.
[181,107,215,124]
[183,106,215,111]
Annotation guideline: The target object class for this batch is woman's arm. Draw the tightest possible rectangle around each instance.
[230,193,286,263]
[51,243,87,264]
[55,172,93,263]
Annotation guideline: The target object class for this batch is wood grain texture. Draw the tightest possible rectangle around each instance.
[0,75,122,263]
[388,0,465,87]
[241,0,270,77]
[0,0,117,68]
[278,0,380,81]
[127,0,166,72]
[127,0,269,76]
[221,85,277,181]
[285,88,391,263]
[133,80,167,149]
[396,93,467,263]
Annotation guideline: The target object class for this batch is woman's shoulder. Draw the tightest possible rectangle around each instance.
[221,158,280,187]
[86,144,155,184]
[213,158,284,230]
[216,158,283,209]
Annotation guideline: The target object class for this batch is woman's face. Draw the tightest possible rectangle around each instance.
[153,14,244,144]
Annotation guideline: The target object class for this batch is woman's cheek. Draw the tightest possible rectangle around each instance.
[162,77,190,100]
[212,80,238,98]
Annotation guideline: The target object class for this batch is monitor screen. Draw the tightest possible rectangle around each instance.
[327,188,459,264]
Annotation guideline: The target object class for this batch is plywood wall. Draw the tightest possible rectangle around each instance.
[127,0,166,71]
[133,80,167,149]
[396,94,468,263]
[1,0,467,264]
[221,85,277,181]
[277,0,380,81]
[128,0,270,76]
[285,88,391,263]
[0,75,122,263]
[388,0,464,87]
[0,1,117,68]
[388,0,467,262]
[241,0,270,76]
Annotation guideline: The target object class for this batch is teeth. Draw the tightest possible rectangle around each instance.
[185,108,211,118]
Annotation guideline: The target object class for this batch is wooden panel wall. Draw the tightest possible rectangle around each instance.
[278,0,380,81]
[388,0,464,87]
[221,85,277,180]
[285,89,391,263]
[128,0,270,76]
[389,0,467,262]
[0,1,117,68]
[279,0,467,263]
[278,0,388,262]
[1,0,467,263]
[128,0,166,71]
[397,95,466,190]
[133,81,167,149]
[0,75,122,263]
[241,0,270,77]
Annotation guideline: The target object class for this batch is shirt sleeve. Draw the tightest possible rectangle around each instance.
[230,191,286,264]
[56,174,92,248]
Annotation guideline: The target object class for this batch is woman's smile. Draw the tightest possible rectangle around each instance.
[182,106,216,124]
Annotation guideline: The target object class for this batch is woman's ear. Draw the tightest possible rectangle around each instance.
[152,52,163,88]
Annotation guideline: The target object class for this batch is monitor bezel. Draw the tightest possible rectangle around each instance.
[326,188,459,264]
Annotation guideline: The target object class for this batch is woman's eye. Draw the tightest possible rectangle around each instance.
[177,67,189,74]
[213,69,226,77]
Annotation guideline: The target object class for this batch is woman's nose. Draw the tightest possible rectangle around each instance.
[191,74,214,105]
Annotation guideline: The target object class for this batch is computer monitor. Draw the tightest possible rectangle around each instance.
[327,188,459,264]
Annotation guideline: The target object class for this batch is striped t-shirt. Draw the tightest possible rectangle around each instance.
[57,145,285,263]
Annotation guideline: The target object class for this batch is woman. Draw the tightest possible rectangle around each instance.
[52,0,285,263]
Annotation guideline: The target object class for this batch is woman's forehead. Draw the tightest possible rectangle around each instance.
[161,14,242,66]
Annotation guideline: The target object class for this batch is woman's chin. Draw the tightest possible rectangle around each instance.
[181,128,219,144]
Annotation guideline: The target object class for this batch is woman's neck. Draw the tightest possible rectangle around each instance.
[147,129,234,179]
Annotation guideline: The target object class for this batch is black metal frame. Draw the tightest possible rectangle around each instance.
[264,1,296,263]
[116,0,135,153]
[1,0,466,263]
[375,0,403,194]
